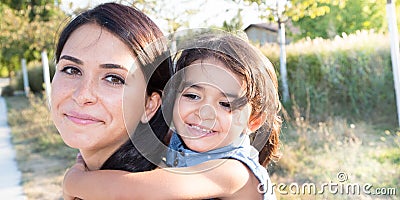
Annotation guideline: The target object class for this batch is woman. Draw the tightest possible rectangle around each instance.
[51,2,171,174]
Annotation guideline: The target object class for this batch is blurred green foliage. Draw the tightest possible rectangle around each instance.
[292,0,389,40]
[239,0,400,40]
[0,1,67,78]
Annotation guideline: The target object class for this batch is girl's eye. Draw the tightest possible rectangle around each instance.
[219,102,232,111]
[61,66,81,76]
[182,93,200,100]
[104,75,125,85]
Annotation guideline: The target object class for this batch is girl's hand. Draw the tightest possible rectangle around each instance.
[63,153,87,200]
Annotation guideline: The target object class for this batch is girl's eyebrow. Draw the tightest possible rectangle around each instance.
[59,55,127,71]
[182,81,202,90]
[182,81,239,99]
[60,55,83,65]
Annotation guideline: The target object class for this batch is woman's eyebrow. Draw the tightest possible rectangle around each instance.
[60,55,83,65]
[100,64,127,71]
[59,55,127,71]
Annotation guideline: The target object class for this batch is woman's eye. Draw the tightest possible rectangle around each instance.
[61,66,81,76]
[104,75,125,85]
[182,93,200,100]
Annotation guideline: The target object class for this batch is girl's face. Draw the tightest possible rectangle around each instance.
[51,24,149,156]
[172,58,253,152]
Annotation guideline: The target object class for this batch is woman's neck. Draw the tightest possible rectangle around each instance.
[80,144,123,170]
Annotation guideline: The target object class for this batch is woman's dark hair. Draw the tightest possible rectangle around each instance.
[55,3,171,172]
[174,33,282,166]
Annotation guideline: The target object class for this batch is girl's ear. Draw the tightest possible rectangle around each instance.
[141,92,162,123]
[247,113,267,132]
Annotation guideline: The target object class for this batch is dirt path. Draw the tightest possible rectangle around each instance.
[0,96,27,199]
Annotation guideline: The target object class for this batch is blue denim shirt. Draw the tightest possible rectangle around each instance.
[165,132,277,200]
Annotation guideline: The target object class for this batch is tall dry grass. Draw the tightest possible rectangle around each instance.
[268,95,399,200]
[6,95,76,200]
[7,94,62,151]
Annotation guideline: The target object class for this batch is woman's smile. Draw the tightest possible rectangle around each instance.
[65,111,105,125]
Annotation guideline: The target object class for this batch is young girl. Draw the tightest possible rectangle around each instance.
[63,32,282,200]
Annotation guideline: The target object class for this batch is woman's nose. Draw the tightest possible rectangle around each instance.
[199,104,216,121]
[72,80,98,106]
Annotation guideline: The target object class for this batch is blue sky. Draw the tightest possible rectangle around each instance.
[60,0,264,33]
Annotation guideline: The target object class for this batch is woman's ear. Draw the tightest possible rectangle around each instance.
[247,113,267,133]
[141,92,161,123]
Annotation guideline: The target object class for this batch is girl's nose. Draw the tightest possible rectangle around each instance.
[199,104,216,121]
[72,80,98,106]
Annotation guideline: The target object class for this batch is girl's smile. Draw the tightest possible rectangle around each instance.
[186,123,218,138]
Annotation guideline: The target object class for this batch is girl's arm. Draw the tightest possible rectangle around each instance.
[63,159,254,200]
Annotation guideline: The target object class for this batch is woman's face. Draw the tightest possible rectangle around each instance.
[51,23,148,155]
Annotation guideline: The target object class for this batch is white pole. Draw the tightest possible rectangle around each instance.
[21,58,30,97]
[41,50,51,105]
[386,0,400,127]
[279,22,289,102]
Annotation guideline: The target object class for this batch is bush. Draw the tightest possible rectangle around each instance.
[1,85,14,96]
[261,30,396,125]
[14,61,56,93]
